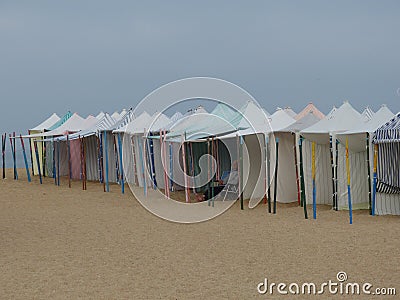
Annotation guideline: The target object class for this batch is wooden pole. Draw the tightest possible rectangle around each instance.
[117,133,124,194]
[372,144,378,216]
[2,133,6,179]
[240,136,244,210]
[293,136,301,205]
[57,140,60,186]
[20,135,31,182]
[312,141,316,219]
[266,135,271,213]
[182,135,189,203]
[273,138,279,214]
[142,132,148,196]
[67,135,71,188]
[366,133,372,215]
[83,137,87,190]
[34,140,42,184]
[103,131,109,192]
[346,138,353,224]
[52,138,56,184]
[299,137,308,219]
[9,134,18,180]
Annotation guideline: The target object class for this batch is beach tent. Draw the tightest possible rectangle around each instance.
[372,112,400,215]
[99,109,134,188]
[42,114,98,178]
[301,102,364,211]
[295,102,325,121]
[336,105,394,211]
[54,113,117,182]
[28,113,61,175]
[273,110,323,204]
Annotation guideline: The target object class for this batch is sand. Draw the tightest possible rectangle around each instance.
[0,169,399,299]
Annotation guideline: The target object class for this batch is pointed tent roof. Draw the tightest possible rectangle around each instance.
[111,111,121,121]
[280,111,321,132]
[237,100,270,133]
[301,101,363,144]
[295,102,325,120]
[47,111,73,131]
[30,113,60,131]
[362,106,375,122]
[283,107,297,118]
[269,108,297,132]
[336,105,394,151]
[61,113,117,140]
[106,108,134,132]
[120,111,152,134]
[23,113,92,138]
[96,111,105,119]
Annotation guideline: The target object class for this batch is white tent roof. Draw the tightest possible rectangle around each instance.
[283,107,297,118]
[59,113,117,140]
[30,113,60,131]
[280,111,321,132]
[301,101,363,144]
[336,105,394,152]
[23,113,96,138]
[361,106,375,122]
[237,100,271,133]
[269,109,296,132]
[111,111,121,121]
[117,111,152,134]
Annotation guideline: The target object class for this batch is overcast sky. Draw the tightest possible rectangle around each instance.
[1,0,400,134]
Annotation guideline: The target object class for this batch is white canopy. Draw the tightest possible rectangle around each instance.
[30,113,60,131]
[301,101,364,144]
[22,113,97,138]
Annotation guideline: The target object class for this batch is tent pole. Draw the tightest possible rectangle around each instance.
[263,135,268,205]
[142,130,148,196]
[57,140,60,186]
[13,133,18,179]
[67,135,71,188]
[104,131,109,192]
[34,140,42,184]
[330,136,335,209]
[366,133,372,215]
[52,138,56,184]
[372,144,378,216]
[312,141,316,219]
[2,133,6,179]
[293,135,301,205]
[80,136,84,190]
[299,137,308,219]
[207,138,211,206]
[182,134,189,203]
[131,135,138,186]
[240,136,244,210]
[273,137,279,214]
[266,135,271,213]
[169,142,173,192]
[117,133,124,194]
[211,137,215,207]
[20,135,31,182]
[83,137,87,190]
[28,130,34,176]
[346,138,353,224]
[113,134,120,186]
[9,134,18,180]
[163,130,170,198]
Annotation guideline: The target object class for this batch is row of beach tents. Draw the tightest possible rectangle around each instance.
[2,101,400,221]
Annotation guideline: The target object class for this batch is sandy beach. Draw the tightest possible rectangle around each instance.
[0,169,399,299]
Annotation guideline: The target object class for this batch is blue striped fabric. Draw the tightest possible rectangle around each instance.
[373,112,400,143]
[373,112,400,194]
